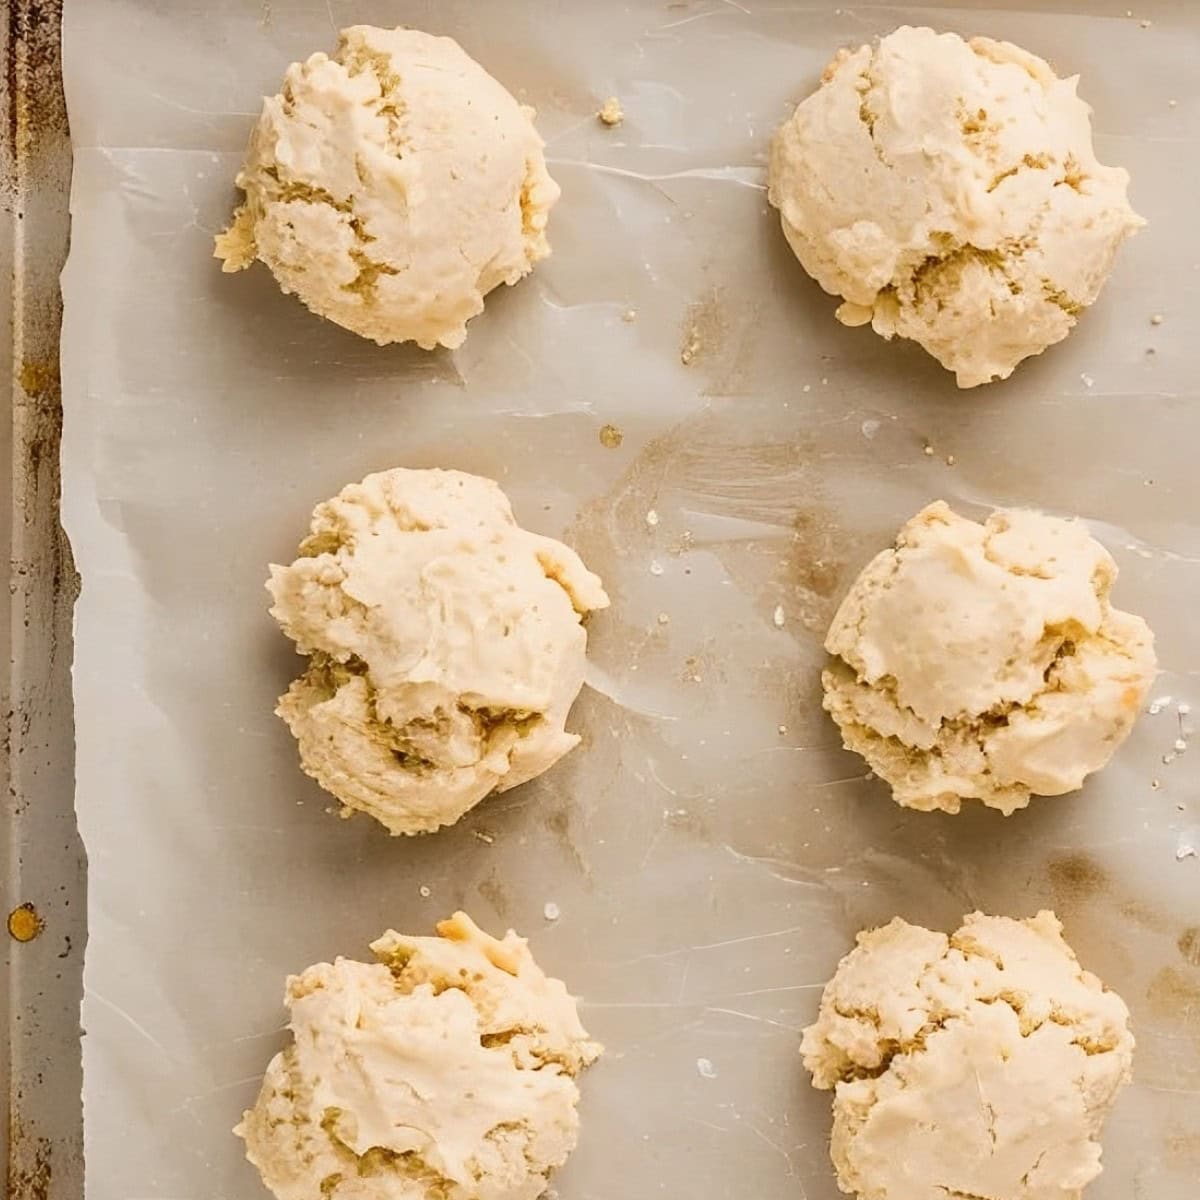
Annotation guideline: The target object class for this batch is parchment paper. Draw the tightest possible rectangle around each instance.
[60,2,1200,1198]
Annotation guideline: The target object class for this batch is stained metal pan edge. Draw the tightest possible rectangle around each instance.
[1,2,85,1199]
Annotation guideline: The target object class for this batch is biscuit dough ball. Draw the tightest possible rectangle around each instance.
[215,26,560,348]
[268,468,608,835]
[237,912,601,1200]
[767,26,1143,386]
[822,502,1155,814]
[801,911,1134,1200]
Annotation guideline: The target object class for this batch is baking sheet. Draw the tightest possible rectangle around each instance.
[59,2,1200,1198]
[2,4,86,1199]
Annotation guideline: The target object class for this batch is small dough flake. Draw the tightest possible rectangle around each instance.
[597,96,624,126]
[215,26,560,348]
[801,911,1133,1200]
[822,502,1155,814]
[268,468,609,835]
[237,912,601,1200]
[767,26,1144,386]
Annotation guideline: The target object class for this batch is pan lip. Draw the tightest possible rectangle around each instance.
[1,3,85,1200]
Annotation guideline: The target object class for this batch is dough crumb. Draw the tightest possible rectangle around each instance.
[237,913,600,1200]
[268,468,608,835]
[822,501,1156,814]
[599,423,624,449]
[597,96,624,126]
[802,911,1133,1200]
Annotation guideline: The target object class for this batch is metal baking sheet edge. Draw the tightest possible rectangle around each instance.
[1,2,85,1199]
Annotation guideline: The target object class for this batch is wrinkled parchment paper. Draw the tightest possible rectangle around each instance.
[60,2,1200,1197]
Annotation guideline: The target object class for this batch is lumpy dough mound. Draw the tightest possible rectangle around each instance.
[215,26,560,348]
[821,502,1155,814]
[767,25,1143,386]
[268,468,608,835]
[236,912,601,1200]
[801,911,1134,1200]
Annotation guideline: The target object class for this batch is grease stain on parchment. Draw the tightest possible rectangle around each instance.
[680,287,726,366]
[1146,965,1200,1025]
[1044,852,1109,906]
[1165,1127,1200,1168]
[477,871,510,920]
[545,805,590,880]
[1178,926,1200,967]
[567,406,845,640]
[677,285,765,396]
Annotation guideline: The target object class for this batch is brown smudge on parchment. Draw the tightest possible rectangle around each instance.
[1120,897,1172,935]
[788,508,844,627]
[1178,926,1200,968]
[1165,1128,1200,1169]
[1044,852,1109,906]
[1043,852,1192,965]
[476,872,510,920]
[663,803,713,843]
[545,806,589,880]
[680,287,727,366]
[1145,966,1200,1025]
[678,285,765,397]
[567,409,845,638]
